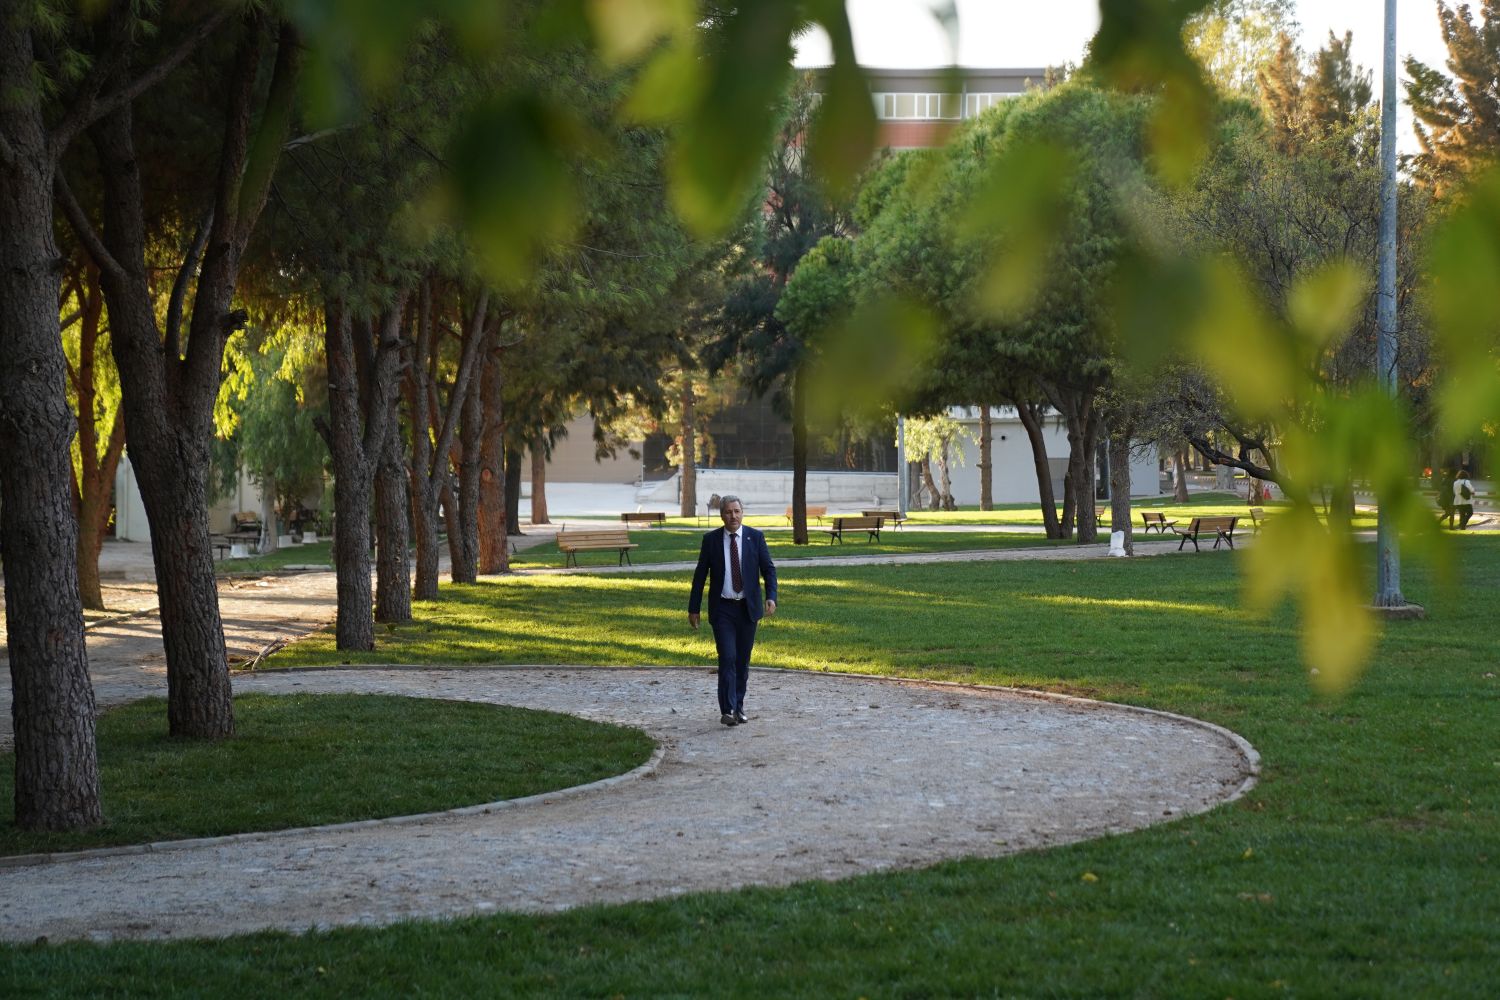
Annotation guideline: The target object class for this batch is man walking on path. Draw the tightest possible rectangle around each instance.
[688,495,777,726]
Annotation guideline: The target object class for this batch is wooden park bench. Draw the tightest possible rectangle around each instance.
[231,511,262,535]
[557,528,638,567]
[827,515,883,543]
[1249,507,1266,534]
[786,504,828,525]
[620,511,667,528]
[1140,511,1177,534]
[861,509,906,529]
[1173,515,1238,552]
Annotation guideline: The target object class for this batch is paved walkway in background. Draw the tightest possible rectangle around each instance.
[0,533,1263,942]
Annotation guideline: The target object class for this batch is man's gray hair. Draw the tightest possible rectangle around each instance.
[720,494,743,509]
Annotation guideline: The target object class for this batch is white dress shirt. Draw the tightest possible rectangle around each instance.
[720,529,745,599]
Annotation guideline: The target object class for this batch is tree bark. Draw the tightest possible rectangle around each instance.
[938,437,956,510]
[919,457,940,511]
[477,340,509,573]
[504,446,524,537]
[679,381,697,518]
[374,412,412,623]
[75,17,301,737]
[1109,428,1134,556]
[450,362,482,583]
[529,439,550,525]
[978,405,993,511]
[321,300,407,650]
[259,472,279,554]
[791,366,809,544]
[0,14,102,829]
[1015,401,1062,538]
[1175,448,1191,502]
[68,265,128,610]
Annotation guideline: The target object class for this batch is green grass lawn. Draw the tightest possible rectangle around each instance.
[5,537,1497,995]
[515,525,1084,568]
[0,693,652,857]
[219,540,333,574]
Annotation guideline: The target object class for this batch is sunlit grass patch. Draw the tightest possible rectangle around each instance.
[0,694,653,857]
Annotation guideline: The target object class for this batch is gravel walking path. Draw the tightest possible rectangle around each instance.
[0,542,1259,943]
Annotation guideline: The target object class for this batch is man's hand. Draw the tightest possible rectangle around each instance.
[688,612,700,629]
[765,599,776,617]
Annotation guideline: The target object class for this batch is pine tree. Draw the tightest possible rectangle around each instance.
[1406,0,1500,195]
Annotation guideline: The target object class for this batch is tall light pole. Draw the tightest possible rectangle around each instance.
[1374,0,1409,610]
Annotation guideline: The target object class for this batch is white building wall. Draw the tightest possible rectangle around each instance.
[942,406,1160,505]
[529,411,643,485]
[114,454,265,543]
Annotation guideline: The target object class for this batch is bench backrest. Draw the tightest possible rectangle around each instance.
[557,529,632,549]
[862,510,901,519]
[786,505,828,516]
[833,515,882,529]
[1249,507,1264,521]
[620,512,665,522]
[1142,512,1167,523]
[1188,516,1237,532]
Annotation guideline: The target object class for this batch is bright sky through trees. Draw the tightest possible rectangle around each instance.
[795,0,1448,151]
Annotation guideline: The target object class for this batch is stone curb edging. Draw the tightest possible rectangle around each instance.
[0,737,668,871]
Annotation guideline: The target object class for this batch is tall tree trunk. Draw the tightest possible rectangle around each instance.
[792,366,808,544]
[477,342,509,573]
[978,405,993,511]
[408,282,490,592]
[1061,472,1076,539]
[320,301,407,650]
[375,416,412,623]
[679,381,697,518]
[69,266,127,609]
[1015,401,1061,538]
[451,366,482,583]
[529,439,550,525]
[504,446,524,537]
[0,16,101,829]
[919,457,940,511]
[1175,448,1191,502]
[1075,405,1101,544]
[259,472,279,554]
[407,284,440,600]
[77,18,301,737]
[324,306,376,651]
[1109,428,1134,556]
[938,437,955,510]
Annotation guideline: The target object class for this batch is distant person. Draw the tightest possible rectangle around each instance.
[1454,468,1476,530]
[688,495,777,727]
[1436,466,1455,528]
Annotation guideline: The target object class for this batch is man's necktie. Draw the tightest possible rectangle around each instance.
[730,532,744,593]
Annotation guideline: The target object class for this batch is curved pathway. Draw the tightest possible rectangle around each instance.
[0,546,1258,943]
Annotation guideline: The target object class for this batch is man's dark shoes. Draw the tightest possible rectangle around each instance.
[720,713,738,727]
[733,710,749,724]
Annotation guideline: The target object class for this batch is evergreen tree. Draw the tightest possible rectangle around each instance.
[1406,0,1500,195]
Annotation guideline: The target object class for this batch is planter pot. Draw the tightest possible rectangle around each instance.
[278,534,296,547]
[302,531,318,544]
[229,543,252,558]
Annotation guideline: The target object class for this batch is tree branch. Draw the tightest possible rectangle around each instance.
[1186,434,1280,484]
[54,172,128,284]
[164,209,213,361]
[50,6,236,163]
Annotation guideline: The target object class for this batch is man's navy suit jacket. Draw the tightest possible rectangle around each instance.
[689,526,778,621]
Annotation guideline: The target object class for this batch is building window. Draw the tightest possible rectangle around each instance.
[964,93,1011,117]
[874,92,963,121]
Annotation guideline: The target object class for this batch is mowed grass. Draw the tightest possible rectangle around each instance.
[512,525,1081,568]
[218,540,333,574]
[6,537,1499,995]
[0,693,653,857]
